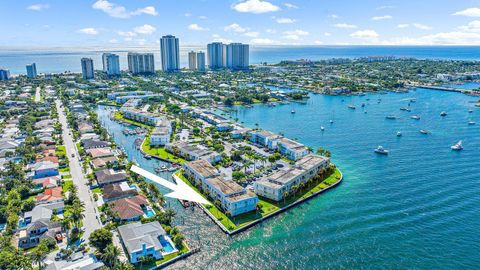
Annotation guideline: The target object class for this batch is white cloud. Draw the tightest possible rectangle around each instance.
[283,29,309,40]
[250,38,277,45]
[118,31,137,37]
[453,8,480,17]
[199,15,208,19]
[188,24,209,31]
[458,20,480,32]
[244,31,260,37]
[131,6,158,16]
[314,40,323,44]
[328,14,339,19]
[109,39,118,43]
[184,13,192,17]
[284,3,298,9]
[224,23,249,33]
[266,28,276,33]
[397,24,410,28]
[377,5,395,10]
[372,15,392,21]
[232,0,280,14]
[324,32,331,36]
[276,17,296,24]
[27,4,49,11]
[334,23,358,29]
[135,39,146,45]
[92,0,157,18]
[350,29,379,39]
[134,24,156,34]
[212,35,232,43]
[413,23,432,30]
[77,28,98,35]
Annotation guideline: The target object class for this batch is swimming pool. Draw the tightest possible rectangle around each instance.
[159,237,175,253]
[143,209,155,218]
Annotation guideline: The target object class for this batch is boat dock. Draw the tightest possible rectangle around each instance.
[413,85,471,93]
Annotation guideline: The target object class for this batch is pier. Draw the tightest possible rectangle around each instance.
[413,84,472,93]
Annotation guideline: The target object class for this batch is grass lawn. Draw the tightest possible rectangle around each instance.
[135,242,189,270]
[91,187,102,193]
[56,146,66,156]
[175,167,342,232]
[62,180,73,193]
[62,174,72,179]
[59,167,70,173]
[141,136,186,164]
[113,111,153,130]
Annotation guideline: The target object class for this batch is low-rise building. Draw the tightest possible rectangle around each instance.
[183,160,258,216]
[254,154,330,201]
[120,108,163,126]
[166,142,222,164]
[117,221,177,264]
[277,137,310,160]
[150,119,172,146]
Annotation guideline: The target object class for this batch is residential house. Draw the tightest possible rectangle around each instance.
[36,186,63,204]
[17,205,61,249]
[95,168,128,186]
[32,161,59,179]
[45,253,104,270]
[108,195,150,221]
[102,182,138,202]
[117,221,176,263]
[86,147,115,159]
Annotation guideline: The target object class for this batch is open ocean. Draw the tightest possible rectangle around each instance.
[1,46,480,75]
[96,81,480,269]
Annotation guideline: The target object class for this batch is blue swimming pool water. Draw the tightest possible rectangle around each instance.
[144,209,155,218]
[159,237,175,253]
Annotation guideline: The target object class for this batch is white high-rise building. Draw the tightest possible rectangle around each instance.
[188,51,197,70]
[127,53,155,74]
[207,42,226,69]
[102,53,120,76]
[160,35,180,72]
[81,58,94,80]
[197,51,206,71]
[226,43,249,70]
[26,63,37,79]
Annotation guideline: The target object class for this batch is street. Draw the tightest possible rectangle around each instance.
[55,99,101,243]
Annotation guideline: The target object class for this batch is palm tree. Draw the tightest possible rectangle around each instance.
[283,191,289,204]
[31,242,48,270]
[60,217,72,244]
[114,262,134,270]
[291,185,298,196]
[100,244,120,268]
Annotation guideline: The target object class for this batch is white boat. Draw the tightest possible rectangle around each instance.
[348,105,356,109]
[320,126,325,131]
[386,115,398,120]
[440,111,447,116]
[451,140,463,151]
[468,121,476,125]
[364,110,368,114]
[330,119,334,124]
[374,146,389,155]
[468,109,473,113]
[420,129,429,134]
[397,131,402,137]
[411,115,420,120]
[291,109,296,114]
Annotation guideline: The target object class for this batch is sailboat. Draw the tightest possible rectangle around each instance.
[451,140,463,151]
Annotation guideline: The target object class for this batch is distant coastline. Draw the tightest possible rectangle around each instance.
[3,45,480,74]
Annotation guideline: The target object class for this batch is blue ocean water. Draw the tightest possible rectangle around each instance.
[96,85,480,269]
[2,46,480,75]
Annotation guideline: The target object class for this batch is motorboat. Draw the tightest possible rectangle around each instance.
[330,120,334,124]
[348,105,356,109]
[411,115,420,120]
[396,131,402,137]
[468,121,476,125]
[451,140,463,151]
[386,115,398,120]
[440,111,447,116]
[468,109,473,113]
[374,146,389,155]
[320,126,325,131]
[364,110,368,114]
[291,109,296,114]
[420,129,429,134]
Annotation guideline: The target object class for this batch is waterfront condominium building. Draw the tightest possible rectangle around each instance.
[197,51,206,71]
[160,35,180,72]
[226,43,249,70]
[102,53,121,76]
[188,51,197,70]
[207,42,226,69]
[81,58,94,80]
[0,67,10,80]
[26,63,37,78]
[127,53,155,74]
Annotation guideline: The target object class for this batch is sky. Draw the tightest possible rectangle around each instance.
[2,0,480,48]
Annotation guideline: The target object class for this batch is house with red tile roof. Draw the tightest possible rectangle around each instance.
[108,195,149,221]
[36,186,63,204]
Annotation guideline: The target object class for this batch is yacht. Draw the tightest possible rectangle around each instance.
[451,140,463,151]
[410,99,417,103]
[411,115,421,120]
[440,111,447,116]
[374,146,389,155]
[291,109,296,114]
[468,120,476,125]
[468,109,473,113]
[320,126,325,131]
[400,107,408,111]
[386,115,398,120]
[420,129,429,134]
[330,119,334,124]
[348,105,356,110]
[396,131,402,137]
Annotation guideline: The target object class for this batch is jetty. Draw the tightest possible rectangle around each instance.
[412,84,472,93]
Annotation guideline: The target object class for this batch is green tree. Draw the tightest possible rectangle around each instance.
[100,244,120,268]
[89,228,113,252]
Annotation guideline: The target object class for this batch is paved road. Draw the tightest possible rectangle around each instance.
[55,99,101,244]
[34,87,41,102]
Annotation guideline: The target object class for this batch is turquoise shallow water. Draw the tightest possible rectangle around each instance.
[97,87,480,269]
